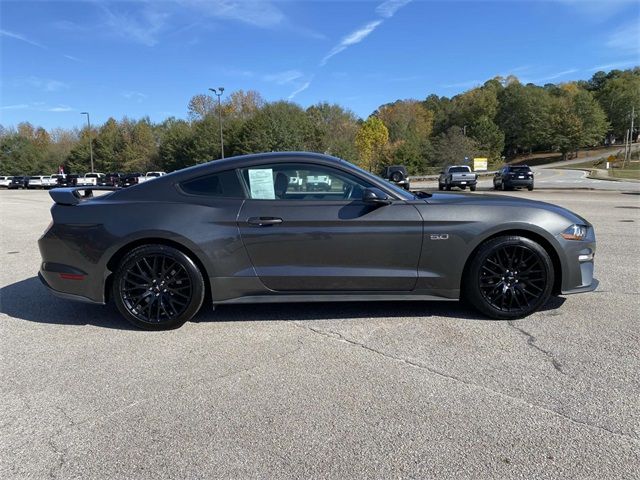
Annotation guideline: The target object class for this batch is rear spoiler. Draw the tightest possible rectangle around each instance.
[49,187,120,206]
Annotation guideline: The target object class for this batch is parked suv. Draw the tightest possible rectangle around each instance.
[0,176,14,188]
[493,165,534,191]
[8,176,29,189]
[57,174,79,187]
[381,165,410,190]
[438,165,478,191]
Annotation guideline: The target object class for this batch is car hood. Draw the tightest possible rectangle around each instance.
[423,192,590,226]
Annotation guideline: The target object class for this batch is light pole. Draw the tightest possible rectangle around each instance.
[80,112,94,173]
[209,87,225,159]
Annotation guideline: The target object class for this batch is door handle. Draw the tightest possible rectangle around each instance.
[247,216,283,226]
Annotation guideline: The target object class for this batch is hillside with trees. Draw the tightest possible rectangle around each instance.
[1,68,638,176]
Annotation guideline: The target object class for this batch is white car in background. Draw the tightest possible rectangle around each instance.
[78,172,105,186]
[45,174,64,188]
[28,175,50,189]
[0,176,14,188]
[145,171,166,179]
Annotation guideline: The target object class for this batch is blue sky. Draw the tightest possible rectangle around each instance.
[1,0,639,130]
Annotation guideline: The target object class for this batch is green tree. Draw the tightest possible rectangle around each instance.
[596,69,640,138]
[235,101,319,154]
[497,80,552,155]
[432,126,481,168]
[306,102,359,162]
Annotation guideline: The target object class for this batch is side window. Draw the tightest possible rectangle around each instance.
[241,163,373,201]
[180,170,245,198]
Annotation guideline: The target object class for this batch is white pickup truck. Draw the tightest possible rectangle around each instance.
[438,165,478,191]
[305,174,332,192]
[144,171,166,180]
[78,173,105,186]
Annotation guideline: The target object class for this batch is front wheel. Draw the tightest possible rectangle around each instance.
[112,245,205,330]
[463,236,554,320]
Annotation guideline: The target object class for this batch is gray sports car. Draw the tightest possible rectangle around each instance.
[38,152,597,329]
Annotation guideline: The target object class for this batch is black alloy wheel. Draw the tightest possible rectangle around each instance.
[463,236,553,319]
[113,245,205,329]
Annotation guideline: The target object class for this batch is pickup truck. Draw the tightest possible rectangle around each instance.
[438,165,478,191]
[305,175,332,192]
[78,172,105,186]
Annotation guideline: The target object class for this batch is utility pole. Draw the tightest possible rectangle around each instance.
[80,112,94,173]
[623,106,636,168]
[208,87,225,159]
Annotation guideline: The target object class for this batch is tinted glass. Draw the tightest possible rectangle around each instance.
[510,166,531,172]
[181,170,244,198]
[449,167,470,173]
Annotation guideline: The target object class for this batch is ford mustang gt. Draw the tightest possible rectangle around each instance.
[38,152,597,329]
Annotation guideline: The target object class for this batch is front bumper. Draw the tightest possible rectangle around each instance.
[557,227,598,295]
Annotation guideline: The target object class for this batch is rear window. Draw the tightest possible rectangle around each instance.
[180,170,245,198]
[509,166,531,172]
[449,167,471,173]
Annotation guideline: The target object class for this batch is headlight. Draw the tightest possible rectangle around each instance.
[561,224,588,241]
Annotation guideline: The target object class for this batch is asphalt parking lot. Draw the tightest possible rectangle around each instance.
[1,188,639,479]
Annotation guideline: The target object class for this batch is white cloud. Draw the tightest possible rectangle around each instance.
[288,80,312,100]
[321,20,383,65]
[0,103,73,112]
[47,105,73,112]
[122,91,148,102]
[376,0,413,18]
[181,0,285,28]
[263,70,304,85]
[26,77,69,92]
[101,5,169,46]
[0,29,45,49]
[0,104,29,110]
[63,54,80,62]
[441,80,481,89]
[589,59,639,71]
[606,21,640,54]
[526,68,579,83]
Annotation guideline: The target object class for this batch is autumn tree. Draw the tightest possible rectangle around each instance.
[355,116,389,172]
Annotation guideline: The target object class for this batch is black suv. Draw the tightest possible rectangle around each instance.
[100,173,123,187]
[8,176,29,189]
[381,165,410,190]
[57,174,79,187]
[494,165,534,191]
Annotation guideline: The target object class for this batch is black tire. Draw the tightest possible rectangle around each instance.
[527,185,534,191]
[470,185,477,192]
[445,184,451,191]
[438,183,443,191]
[112,245,205,330]
[390,171,403,183]
[463,236,554,320]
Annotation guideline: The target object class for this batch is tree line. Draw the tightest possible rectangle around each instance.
[1,68,638,176]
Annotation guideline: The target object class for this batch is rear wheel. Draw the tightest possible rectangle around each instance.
[445,184,451,191]
[463,236,554,320]
[438,183,444,191]
[470,185,477,192]
[112,245,205,330]
[527,185,534,191]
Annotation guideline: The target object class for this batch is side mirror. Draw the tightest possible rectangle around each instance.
[363,187,391,206]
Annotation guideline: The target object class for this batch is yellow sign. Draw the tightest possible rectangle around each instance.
[473,157,488,171]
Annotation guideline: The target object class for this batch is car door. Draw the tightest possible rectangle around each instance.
[237,162,423,292]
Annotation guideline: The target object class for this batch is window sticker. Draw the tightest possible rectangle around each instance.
[248,168,275,199]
